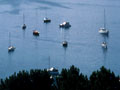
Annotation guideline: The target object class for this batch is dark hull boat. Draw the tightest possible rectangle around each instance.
[62,41,68,47]
[44,17,51,23]
[22,24,26,30]
[33,30,39,36]
[8,46,15,52]
[59,22,71,28]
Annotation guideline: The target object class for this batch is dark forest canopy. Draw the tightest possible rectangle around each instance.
[0,65,120,90]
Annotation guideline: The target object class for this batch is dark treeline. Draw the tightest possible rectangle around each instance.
[0,65,120,90]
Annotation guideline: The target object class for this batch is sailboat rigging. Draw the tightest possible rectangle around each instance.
[43,3,51,23]
[101,42,107,49]
[8,32,15,52]
[22,13,26,30]
[33,10,40,36]
[99,9,109,34]
[47,56,59,76]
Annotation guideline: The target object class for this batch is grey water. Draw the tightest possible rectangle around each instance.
[0,0,120,78]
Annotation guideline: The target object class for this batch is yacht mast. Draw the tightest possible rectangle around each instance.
[9,32,11,47]
[104,9,106,28]
[48,56,50,69]
[23,13,25,24]
[35,9,38,30]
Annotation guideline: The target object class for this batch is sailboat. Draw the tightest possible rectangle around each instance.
[59,22,71,28]
[99,9,109,34]
[33,30,39,36]
[22,14,26,30]
[33,10,40,36]
[8,32,15,52]
[44,17,51,23]
[101,42,107,49]
[47,56,59,76]
[62,41,68,47]
[62,30,68,47]
[43,6,51,23]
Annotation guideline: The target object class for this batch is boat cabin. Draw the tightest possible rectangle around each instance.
[44,17,51,23]
[101,42,107,49]
[62,41,68,47]
[59,22,71,28]
[47,67,59,76]
[22,24,26,30]
[8,46,15,52]
[33,30,39,36]
[99,28,109,34]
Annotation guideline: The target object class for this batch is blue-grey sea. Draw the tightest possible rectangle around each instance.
[0,0,120,78]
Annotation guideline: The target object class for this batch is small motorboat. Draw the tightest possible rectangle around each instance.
[62,41,68,47]
[99,28,109,34]
[22,24,26,30]
[33,30,39,36]
[59,22,71,28]
[47,67,59,76]
[101,42,107,49]
[8,46,15,52]
[44,17,51,23]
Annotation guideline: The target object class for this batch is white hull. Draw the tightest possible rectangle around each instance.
[59,22,71,28]
[101,43,107,49]
[99,28,109,34]
[8,46,15,52]
[47,67,59,76]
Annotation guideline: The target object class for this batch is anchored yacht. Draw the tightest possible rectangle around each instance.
[44,17,51,23]
[62,41,68,47]
[59,22,71,28]
[99,9,109,35]
[33,30,39,36]
[8,32,15,52]
[101,42,107,49]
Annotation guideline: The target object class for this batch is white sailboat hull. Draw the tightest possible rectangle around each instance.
[101,44,107,49]
[99,28,109,34]
[8,46,15,52]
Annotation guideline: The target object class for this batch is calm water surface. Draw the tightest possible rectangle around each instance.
[0,0,120,78]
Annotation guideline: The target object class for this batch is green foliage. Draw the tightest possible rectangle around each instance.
[0,66,119,90]
[90,66,120,90]
[57,65,89,90]
[0,69,53,90]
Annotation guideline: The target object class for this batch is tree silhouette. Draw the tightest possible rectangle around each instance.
[57,65,89,90]
[90,66,120,90]
[0,69,53,90]
[0,66,120,90]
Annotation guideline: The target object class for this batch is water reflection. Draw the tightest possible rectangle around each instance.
[8,50,14,61]
[22,30,26,39]
[34,39,39,49]
[63,46,67,59]
[102,48,107,66]
[101,34,109,39]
